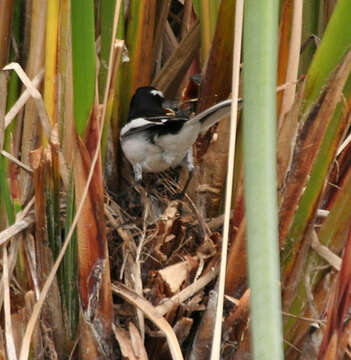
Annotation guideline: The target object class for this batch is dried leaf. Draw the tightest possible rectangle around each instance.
[112,282,184,360]
[158,257,198,294]
[73,135,113,358]
[129,322,148,360]
[152,19,201,97]
[113,325,138,360]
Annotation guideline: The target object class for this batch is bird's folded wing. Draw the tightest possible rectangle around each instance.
[121,116,188,138]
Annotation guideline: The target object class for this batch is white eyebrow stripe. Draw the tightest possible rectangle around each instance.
[150,89,164,98]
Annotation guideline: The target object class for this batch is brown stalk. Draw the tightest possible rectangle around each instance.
[125,0,157,98]
[278,0,303,127]
[224,288,250,344]
[30,147,66,355]
[277,0,293,114]
[197,0,236,112]
[162,21,178,61]
[224,218,246,295]
[152,0,172,70]
[59,0,75,166]
[277,80,305,191]
[0,0,14,68]
[318,226,351,358]
[74,133,113,358]
[19,0,47,204]
[188,0,236,216]
[152,19,201,97]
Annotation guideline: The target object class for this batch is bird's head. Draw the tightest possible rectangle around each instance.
[128,86,166,119]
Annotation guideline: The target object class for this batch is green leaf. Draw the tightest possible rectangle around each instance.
[71,0,96,136]
[303,0,351,112]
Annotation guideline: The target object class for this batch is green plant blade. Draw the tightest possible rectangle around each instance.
[243,0,283,358]
[71,0,96,136]
[303,0,351,112]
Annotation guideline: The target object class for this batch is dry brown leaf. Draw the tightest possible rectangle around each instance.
[112,282,184,360]
[129,322,148,360]
[152,19,201,97]
[113,325,138,360]
[321,332,338,360]
[188,283,219,360]
[277,80,305,192]
[158,257,198,294]
[225,219,247,295]
[310,230,341,271]
[155,267,218,316]
[73,136,114,358]
[224,289,250,343]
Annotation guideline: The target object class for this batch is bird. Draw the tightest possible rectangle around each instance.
[120,86,236,197]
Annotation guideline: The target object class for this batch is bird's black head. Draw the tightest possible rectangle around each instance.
[128,86,165,119]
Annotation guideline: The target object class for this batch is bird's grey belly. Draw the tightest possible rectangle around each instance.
[121,133,189,172]
[121,122,200,172]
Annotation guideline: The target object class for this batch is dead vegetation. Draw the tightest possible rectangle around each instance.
[1,0,351,359]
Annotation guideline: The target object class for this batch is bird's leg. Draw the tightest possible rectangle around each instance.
[177,148,194,199]
[133,163,154,220]
[133,163,148,196]
[133,163,143,184]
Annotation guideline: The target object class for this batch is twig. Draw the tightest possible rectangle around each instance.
[4,69,44,129]
[311,230,342,271]
[3,63,51,138]
[210,1,243,359]
[281,311,324,324]
[3,246,18,360]
[155,266,218,316]
[0,197,35,246]
[1,150,33,173]
[112,282,184,360]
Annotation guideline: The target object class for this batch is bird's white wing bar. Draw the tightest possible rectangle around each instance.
[120,117,165,137]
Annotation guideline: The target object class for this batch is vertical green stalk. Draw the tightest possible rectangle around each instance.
[99,0,124,101]
[303,0,351,111]
[100,0,124,161]
[299,0,320,75]
[194,0,220,63]
[243,1,283,359]
[71,0,96,136]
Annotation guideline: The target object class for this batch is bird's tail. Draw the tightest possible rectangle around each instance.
[188,98,242,134]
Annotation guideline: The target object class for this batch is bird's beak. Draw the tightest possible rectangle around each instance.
[163,107,175,116]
